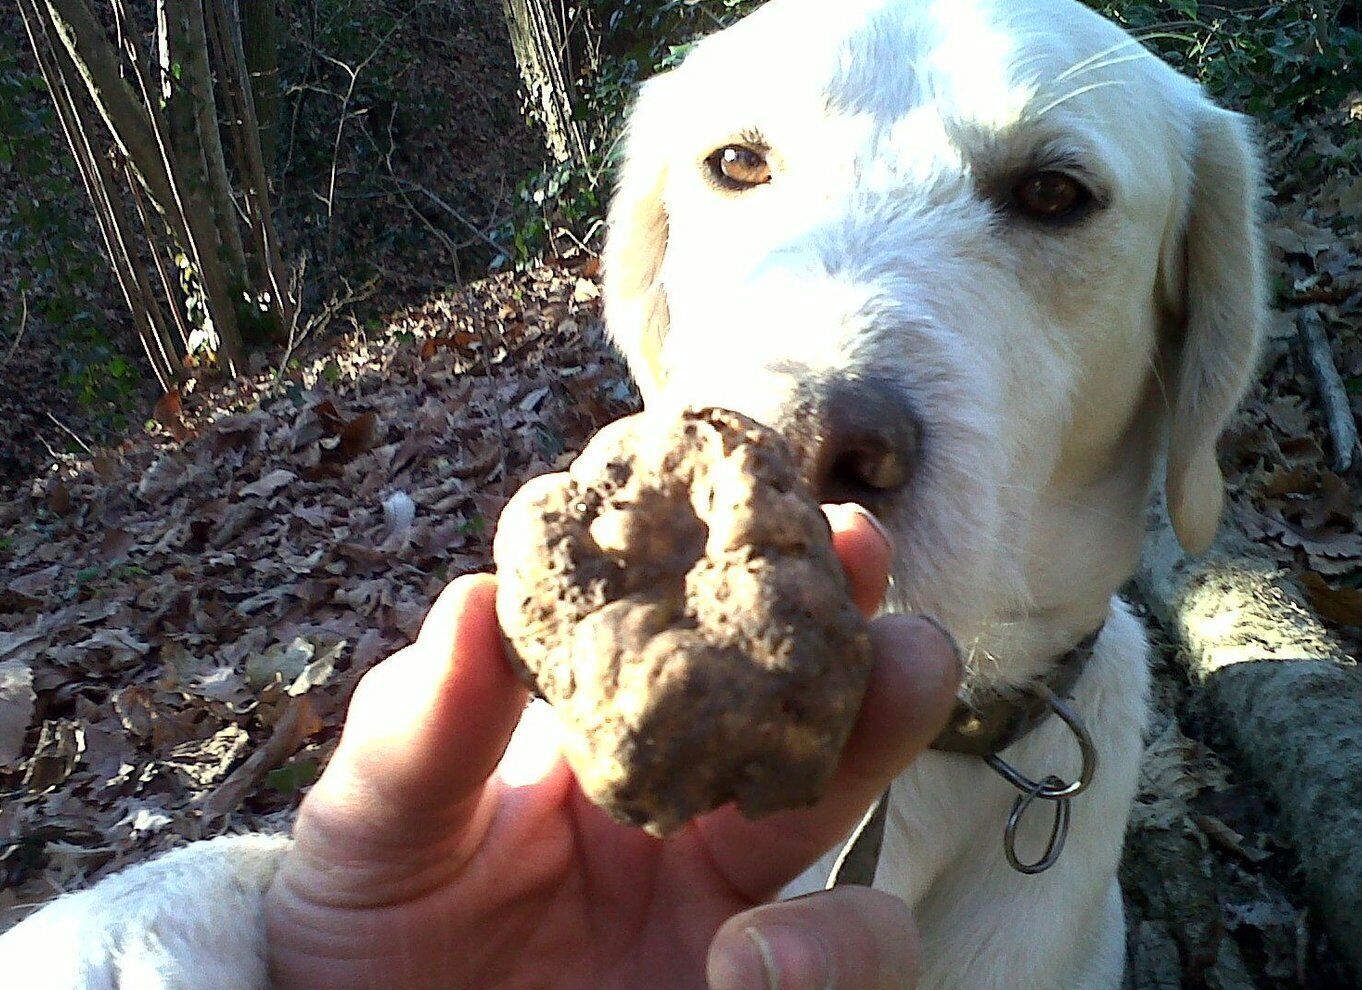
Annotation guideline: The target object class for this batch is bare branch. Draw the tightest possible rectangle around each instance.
[1297,308,1361,473]
[1,292,30,370]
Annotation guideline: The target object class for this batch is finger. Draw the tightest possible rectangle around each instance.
[298,573,528,844]
[822,503,893,618]
[708,886,919,990]
[693,614,961,901]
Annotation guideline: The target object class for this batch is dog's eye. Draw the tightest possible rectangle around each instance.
[706,145,771,190]
[1012,171,1091,222]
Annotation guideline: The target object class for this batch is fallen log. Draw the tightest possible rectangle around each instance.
[1137,505,1362,979]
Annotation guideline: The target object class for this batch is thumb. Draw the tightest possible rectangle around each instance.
[290,574,527,875]
[707,886,919,990]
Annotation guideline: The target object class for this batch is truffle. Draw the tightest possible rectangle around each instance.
[493,408,873,835]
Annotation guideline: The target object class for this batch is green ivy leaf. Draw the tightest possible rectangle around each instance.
[266,760,320,795]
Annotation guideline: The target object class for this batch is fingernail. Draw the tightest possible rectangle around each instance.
[711,925,835,990]
[918,614,965,679]
[826,502,894,554]
[709,928,771,990]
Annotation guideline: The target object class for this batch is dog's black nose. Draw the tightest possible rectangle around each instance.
[782,378,918,507]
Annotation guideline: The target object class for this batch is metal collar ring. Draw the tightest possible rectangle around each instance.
[984,683,1099,873]
[1003,774,1071,874]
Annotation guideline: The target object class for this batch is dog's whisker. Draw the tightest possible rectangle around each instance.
[1050,51,1160,89]
[1030,79,1129,119]
[1050,37,1151,86]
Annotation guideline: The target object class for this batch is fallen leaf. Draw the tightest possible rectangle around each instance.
[97,527,135,564]
[266,758,320,794]
[164,724,251,789]
[287,640,344,697]
[153,390,193,442]
[8,564,61,598]
[137,454,192,505]
[240,469,296,499]
[22,719,85,793]
[46,479,72,516]
[0,659,36,767]
[247,637,316,689]
[338,411,379,461]
[1300,572,1362,627]
[1131,719,1232,831]
[0,628,46,662]
[1189,812,1271,864]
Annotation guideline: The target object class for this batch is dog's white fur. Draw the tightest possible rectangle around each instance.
[0,1,1263,987]
[606,3,1262,985]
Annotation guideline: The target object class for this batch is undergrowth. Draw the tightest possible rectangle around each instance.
[0,47,139,434]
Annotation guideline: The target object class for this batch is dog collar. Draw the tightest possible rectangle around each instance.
[833,626,1104,884]
[930,627,1103,874]
[929,627,1103,758]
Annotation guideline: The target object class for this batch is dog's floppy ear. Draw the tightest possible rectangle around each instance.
[1159,103,1265,555]
[603,76,676,400]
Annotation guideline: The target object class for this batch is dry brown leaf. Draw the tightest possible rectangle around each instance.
[46,479,72,516]
[153,390,194,443]
[338,411,379,461]
[97,527,135,564]
[1300,572,1362,627]
[8,564,61,599]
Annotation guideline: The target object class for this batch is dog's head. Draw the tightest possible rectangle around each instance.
[603,0,1263,657]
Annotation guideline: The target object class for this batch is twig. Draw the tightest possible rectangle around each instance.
[316,16,409,254]
[553,222,601,258]
[1,291,29,369]
[392,179,506,256]
[275,263,379,378]
[374,118,461,284]
[46,412,94,455]
[1296,308,1360,473]
[198,696,320,823]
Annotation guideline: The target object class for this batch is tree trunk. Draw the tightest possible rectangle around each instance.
[205,0,292,341]
[239,0,280,176]
[160,0,254,341]
[501,0,589,164]
[23,0,292,377]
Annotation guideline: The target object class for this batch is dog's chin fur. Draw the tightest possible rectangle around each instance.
[0,1,1264,988]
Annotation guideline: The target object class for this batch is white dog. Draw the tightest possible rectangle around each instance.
[0,0,1263,987]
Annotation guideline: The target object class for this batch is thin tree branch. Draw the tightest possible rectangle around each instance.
[1297,308,1361,473]
[1,291,29,370]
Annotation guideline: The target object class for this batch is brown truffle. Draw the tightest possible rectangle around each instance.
[493,408,873,835]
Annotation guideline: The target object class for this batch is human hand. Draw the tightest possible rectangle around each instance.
[264,505,961,989]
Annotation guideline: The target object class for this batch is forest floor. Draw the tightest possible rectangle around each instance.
[2,5,1362,988]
